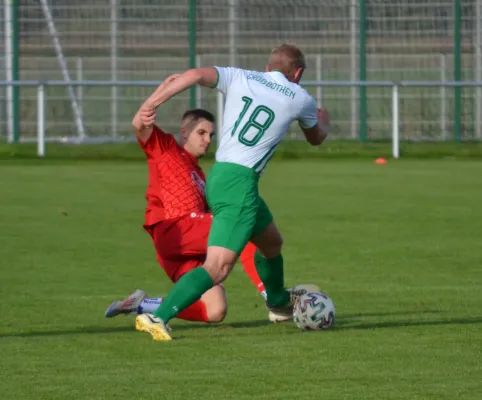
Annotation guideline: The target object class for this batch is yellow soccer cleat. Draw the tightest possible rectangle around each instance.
[135,313,173,341]
[267,284,321,323]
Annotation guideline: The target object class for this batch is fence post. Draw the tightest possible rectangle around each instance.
[316,54,322,107]
[392,84,399,159]
[37,84,46,157]
[229,0,237,67]
[76,57,83,119]
[350,0,358,139]
[196,54,202,107]
[359,0,367,143]
[476,0,482,138]
[5,0,20,143]
[454,0,462,142]
[111,0,118,138]
[440,53,446,139]
[189,0,196,109]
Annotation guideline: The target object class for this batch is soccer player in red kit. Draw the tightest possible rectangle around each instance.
[104,75,267,323]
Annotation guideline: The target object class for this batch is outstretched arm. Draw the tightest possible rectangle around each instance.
[132,74,180,143]
[148,68,218,108]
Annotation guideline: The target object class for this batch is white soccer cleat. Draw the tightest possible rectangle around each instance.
[267,284,321,323]
[135,313,172,341]
[104,289,147,318]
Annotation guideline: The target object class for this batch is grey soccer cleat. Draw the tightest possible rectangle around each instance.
[267,284,321,323]
[104,289,147,318]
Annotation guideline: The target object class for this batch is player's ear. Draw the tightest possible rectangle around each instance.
[293,68,304,84]
[180,127,189,142]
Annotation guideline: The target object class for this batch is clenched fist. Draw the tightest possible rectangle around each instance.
[139,103,157,129]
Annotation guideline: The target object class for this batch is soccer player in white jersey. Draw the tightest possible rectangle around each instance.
[135,43,328,341]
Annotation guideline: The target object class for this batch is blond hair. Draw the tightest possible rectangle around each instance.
[268,43,306,73]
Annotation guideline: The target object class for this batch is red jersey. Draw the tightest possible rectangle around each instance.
[139,125,208,227]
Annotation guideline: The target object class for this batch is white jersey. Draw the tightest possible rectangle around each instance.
[214,67,318,174]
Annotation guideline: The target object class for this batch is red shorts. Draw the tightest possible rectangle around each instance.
[145,212,213,282]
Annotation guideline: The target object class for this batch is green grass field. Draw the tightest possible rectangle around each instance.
[1,159,482,399]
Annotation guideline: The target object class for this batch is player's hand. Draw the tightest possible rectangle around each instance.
[317,107,329,133]
[139,103,157,128]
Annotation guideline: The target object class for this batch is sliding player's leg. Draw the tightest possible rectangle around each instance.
[147,218,227,323]
[135,257,227,340]
[106,217,223,323]
[170,259,228,323]
[149,230,248,331]
[105,222,264,320]
[106,246,264,319]
[118,244,266,316]
[139,287,227,322]
[239,242,267,299]
[107,281,226,323]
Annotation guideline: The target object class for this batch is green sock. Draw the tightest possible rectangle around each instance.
[254,251,290,307]
[154,267,213,323]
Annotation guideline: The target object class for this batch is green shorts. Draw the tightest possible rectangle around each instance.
[206,162,273,255]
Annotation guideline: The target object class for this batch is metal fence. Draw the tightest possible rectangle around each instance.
[2,52,482,142]
[2,79,481,158]
[2,0,482,143]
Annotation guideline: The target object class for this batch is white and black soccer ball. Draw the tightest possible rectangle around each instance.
[293,292,335,331]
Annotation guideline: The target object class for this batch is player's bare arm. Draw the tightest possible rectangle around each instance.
[301,107,329,146]
[132,74,180,143]
[148,68,218,108]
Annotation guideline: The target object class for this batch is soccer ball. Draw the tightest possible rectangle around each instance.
[293,292,335,331]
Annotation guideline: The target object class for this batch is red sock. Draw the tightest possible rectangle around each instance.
[240,242,267,299]
[176,300,209,322]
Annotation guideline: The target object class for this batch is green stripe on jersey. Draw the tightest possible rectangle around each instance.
[253,143,278,174]
[213,67,220,88]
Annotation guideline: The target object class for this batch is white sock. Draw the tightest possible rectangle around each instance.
[138,297,163,314]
